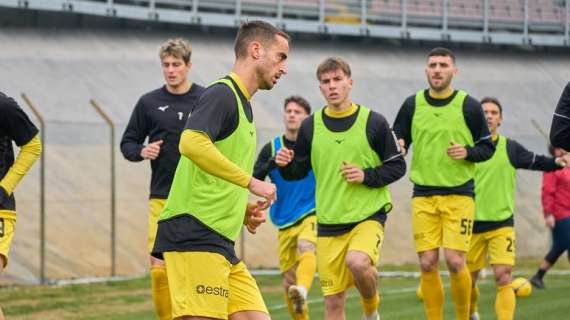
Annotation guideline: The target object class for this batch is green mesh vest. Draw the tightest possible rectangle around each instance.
[410,90,475,187]
[158,79,256,241]
[311,106,392,224]
[474,136,516,221]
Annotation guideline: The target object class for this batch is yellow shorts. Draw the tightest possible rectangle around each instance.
[0,217,15,268]
[148,198,165,253]
[164,251,268,319]
[317,220,384,296]
[412,195,474,253]
[278,214,317,272]
[467,227,515,271]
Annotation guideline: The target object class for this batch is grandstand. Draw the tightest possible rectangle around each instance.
[0,2,569,285]
[1,0,569,45]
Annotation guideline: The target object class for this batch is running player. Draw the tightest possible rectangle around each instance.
[152,21,288,320]
[550,81,570,151]
[467,97,570,320]
[393,47,494,320]
[120,38,204,320]
[253,95,316,319]
[276,57,406,320]
[0,92,42,320]
[530,146,570,289]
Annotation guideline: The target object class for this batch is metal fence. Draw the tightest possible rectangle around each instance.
[4,94,285,285]
[1,0,569,46]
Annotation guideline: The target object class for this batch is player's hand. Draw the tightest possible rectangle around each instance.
[555,154,570,167]
[398,139,407,156]
[244,202,267,234]
[248,177,276,206]
[275,147,294,167]
[140,140,163,160]
[545,214,556,229]
[340,161,365,184]
[447,141,468,160]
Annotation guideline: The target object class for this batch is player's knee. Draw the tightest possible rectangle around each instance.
[346,252,371,275]
[494,267,512,286]
[297,240,315,254]
[419,255,439,272]
[325,294,344,311]
[445,255,466,273]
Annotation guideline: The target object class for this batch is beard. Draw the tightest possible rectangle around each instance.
[428,75,452,91]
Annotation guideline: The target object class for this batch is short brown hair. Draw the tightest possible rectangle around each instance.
[427,47,456,64]
[316,57,351,80]
[234,20,290,58]
[480,96,503,115]
[284,95,311,114]
[159,38,192,64]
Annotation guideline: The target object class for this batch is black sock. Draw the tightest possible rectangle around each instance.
[536,269,547,279]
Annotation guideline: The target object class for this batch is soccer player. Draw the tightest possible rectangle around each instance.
[152,21,288,320]
[393,47,494,320]
[530,146,570,289]
[467,97,570,320]
[0,92,42,320]
[120,38,205,320]
[253,95,316,319]
[276,57,406,320]
[550,81,570,151]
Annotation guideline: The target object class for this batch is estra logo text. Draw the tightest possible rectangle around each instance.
[196,284,229,297]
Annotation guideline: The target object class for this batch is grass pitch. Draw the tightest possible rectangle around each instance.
[1,269,569,319]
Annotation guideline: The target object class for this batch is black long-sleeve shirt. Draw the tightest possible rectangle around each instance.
[550,81,570,151]
[393,89,494,197]
[473,136,563,233]
[120,84,205,199]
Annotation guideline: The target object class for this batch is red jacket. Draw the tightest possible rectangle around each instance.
[542,167,570,221]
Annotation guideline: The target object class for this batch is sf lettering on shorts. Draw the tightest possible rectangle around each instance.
[412,194,475,252]
[317,220,384,296]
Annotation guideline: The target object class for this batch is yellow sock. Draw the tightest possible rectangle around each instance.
[421,270,444,320]
[495,284,515,320]
[150,266,172,320]
[296,251,317,291]
[470,285,480,315]
[285,292,309,320]
[360,293,380,316]
[450,267,472,320]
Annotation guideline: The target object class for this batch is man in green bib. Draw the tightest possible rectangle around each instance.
[276,57,406,320]
[393,47,495,320]
[467,97,569,320]
[152,21,289,320]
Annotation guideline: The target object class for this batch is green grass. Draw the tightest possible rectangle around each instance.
[1,272,569,319]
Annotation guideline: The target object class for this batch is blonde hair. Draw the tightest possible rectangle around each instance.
[159,38,192,64]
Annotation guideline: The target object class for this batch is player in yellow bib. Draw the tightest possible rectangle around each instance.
[393,48,495,320]
[467,97,569,320]
[0,92,42,320]
[276,57,406,320]
[152,21,289,320]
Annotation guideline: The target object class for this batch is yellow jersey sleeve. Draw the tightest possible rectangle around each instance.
[179,130,251,188]
[0,134,42,195]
